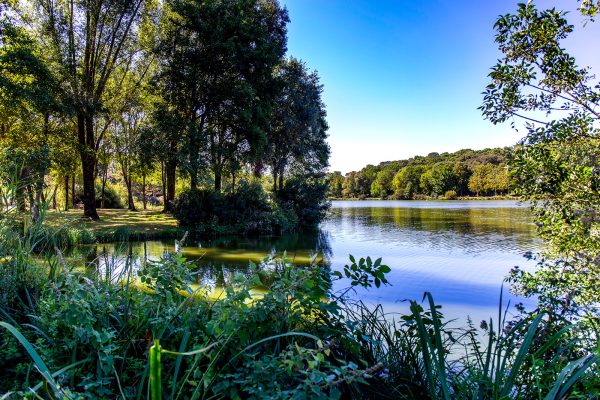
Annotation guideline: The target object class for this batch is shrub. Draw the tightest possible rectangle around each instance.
[444,190,457,200]
[173,182,298,234]
[172,188,223,227]
[276,174,330,227]
[220,181,272,226]
[75,183,123,209]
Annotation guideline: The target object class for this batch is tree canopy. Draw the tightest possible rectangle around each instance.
[481,1,600,311]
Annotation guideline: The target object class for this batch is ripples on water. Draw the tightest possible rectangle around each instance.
[75,200,540,323]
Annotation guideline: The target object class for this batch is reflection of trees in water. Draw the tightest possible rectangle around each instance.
[327,206,538,254]
[73,230,333,287]
[80,242,139,280]
[194,231,332,260]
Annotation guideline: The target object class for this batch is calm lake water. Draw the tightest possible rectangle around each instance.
[77,200,539,323]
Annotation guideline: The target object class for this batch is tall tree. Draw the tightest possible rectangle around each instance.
[481,1,600,309]
[0,1,60,221]
[268,58,329,192]
[153,0,288,194]
[26,0,147,220]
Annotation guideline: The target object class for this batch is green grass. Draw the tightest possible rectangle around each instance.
[45,209,182,243]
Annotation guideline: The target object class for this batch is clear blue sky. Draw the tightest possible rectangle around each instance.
[280,0,600,173]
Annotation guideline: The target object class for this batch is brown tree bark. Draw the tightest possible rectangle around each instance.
[64,176,70,211]
[165,160,176,212]
[71,175,76,208]
[142,172,147,210]
[126,176,136,211]
[78,114,99,220]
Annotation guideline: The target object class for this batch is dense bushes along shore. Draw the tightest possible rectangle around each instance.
[173,178,329,235]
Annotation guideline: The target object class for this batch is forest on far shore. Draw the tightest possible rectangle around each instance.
[328,147,511,199]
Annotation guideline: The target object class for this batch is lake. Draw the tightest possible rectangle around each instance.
[77,200,539,324]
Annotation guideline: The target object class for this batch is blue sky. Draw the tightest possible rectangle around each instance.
[280,0,600,173]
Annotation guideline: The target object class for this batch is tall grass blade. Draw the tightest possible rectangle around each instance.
[544,354,598,400]
[150,339,162,400]
[170,330,191,400]
[500,313,544,397]
[30,359,89,393]
[0,322,62,394]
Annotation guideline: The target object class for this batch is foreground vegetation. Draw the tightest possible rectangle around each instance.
[1,211,598,398]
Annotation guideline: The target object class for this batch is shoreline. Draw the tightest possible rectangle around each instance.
[329,196,518,201]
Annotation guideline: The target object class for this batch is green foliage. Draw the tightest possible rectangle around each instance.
[340,148,509,199]
[481,1,600,312]
[172,188,223,228]
[370,167,396,198]
[173,180,316,234]
[276,174,330,228]
[327,171,344,198]
[393,165,425,199]
[75,183,124,209]
[443,190,457,200]
[268,58,330,192]
[334,255,391,289]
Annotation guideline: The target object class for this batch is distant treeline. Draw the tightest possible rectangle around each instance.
[328,148,511,199]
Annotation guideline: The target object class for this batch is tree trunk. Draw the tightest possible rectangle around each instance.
[127,176,136,211]
[142,172,147,210]
[160,161,166,209]
[231,171,236,193]
[64,176,69,211]
[165,161,176,212]
[214,168,222,192]
[81,157,98,219]
[78,114,99,220]
[71,175,76,208]
[278,168,284,192]
[272,168,278,192]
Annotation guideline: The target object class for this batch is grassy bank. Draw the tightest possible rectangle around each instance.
[45,209,182,243]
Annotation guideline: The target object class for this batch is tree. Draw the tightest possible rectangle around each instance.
[420,162,458,196]
[327,171,344,198]
[370,166,395,198]
[468,163,493,196]
[267,58,328,192]
[355,164,378,197]
[26,0,149,220]
[393,165,424,199]
[481,1,600,309]
[0,2,61,221]
[154,0,288,194]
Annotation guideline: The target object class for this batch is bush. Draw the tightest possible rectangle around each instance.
[276,174,330,227]
[220,181,272,227]
[2,252,597,398]
[444,190,457,200]
[173,182,299,234]
[172,188,223,227]
[75,183,123,209]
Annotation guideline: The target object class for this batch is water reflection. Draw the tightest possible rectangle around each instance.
[328,201,536,255]
[72,200,539,322]
[72,230,332,288]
